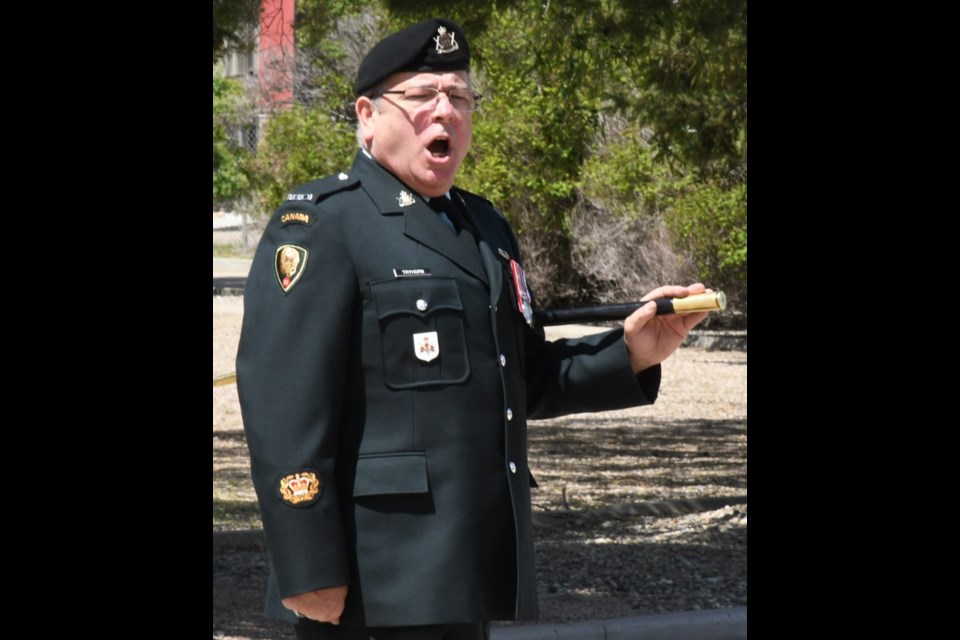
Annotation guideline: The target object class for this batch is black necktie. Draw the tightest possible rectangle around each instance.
[429,194,481,267]
[429,196,472,235]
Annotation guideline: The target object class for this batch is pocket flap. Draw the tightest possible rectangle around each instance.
[353,452,429,497]
[371,279,463,320]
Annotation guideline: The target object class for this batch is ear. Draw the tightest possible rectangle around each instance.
[356,96,377,146]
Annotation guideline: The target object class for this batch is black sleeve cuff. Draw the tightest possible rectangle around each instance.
[634,363,661,403]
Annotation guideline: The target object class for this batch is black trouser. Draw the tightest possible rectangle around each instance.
[294,621,490,640]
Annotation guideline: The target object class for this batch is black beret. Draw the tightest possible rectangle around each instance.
[355,18,470,96]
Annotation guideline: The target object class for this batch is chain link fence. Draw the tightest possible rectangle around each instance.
[213,206,265,257]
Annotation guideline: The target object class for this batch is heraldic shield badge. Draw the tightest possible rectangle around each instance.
[413,331,440,362]
[275,244,308,292]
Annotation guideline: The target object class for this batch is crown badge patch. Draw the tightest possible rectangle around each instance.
[275,244,308,292]
[279,471,322,507]
[434,26,459,54]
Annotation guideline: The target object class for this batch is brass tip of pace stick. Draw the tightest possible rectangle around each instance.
[671,291,727,314]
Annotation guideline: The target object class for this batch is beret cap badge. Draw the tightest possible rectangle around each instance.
[434,26,459,54]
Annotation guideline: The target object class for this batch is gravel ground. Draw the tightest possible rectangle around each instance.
[213,295,746,640]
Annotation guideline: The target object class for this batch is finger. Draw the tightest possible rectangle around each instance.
[640,286,676,302]
[640,283,706,302]
[682,282,707,296]
[623,300,656,336]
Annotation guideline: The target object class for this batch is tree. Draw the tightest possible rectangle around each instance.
[213,65,257,208]
[213,0,261,63]
[603,0,747,178]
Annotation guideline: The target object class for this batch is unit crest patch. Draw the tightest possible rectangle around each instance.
[275,244,308,292]
[413,331,440,362]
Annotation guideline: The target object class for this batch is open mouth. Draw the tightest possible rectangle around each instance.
[427,137,450,158]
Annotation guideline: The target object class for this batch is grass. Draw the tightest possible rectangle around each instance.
[212,462,262,530]
[214,243,248,258]
[213,497,262,530]
[213,423,262,530]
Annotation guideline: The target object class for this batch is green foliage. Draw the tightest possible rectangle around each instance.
[664,181,747,309]
[213,67,255,208]
[247,104,357,213]
[213,0,260,63]
[295,0,380,49]
[613,0,747,177]
[579,124,686,216]
[579,122,745,312]
[387,0,746,177]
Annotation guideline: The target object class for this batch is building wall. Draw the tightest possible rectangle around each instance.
[258,0,296,108]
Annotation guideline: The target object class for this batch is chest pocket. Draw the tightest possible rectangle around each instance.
[370,278,470,389]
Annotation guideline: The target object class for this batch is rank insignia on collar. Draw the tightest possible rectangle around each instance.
[397,190,416,207]
[279,470,322,507]
[275,244,308,292]
[413,331,440,362]
[434,26,459,54]
[510,259,536,328]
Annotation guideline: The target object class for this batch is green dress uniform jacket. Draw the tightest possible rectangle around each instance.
[236,151,661,629]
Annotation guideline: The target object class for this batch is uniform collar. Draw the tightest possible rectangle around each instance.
[352,151,456,210]
[351,151,487,285]
[352,151,430,213]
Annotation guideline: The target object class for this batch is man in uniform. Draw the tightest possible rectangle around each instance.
[236,17,708,640]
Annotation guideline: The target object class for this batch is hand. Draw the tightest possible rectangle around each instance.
[282,585,348,624]
[624,283,710,374]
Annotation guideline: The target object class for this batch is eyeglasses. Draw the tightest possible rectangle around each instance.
[375,86,482,113]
